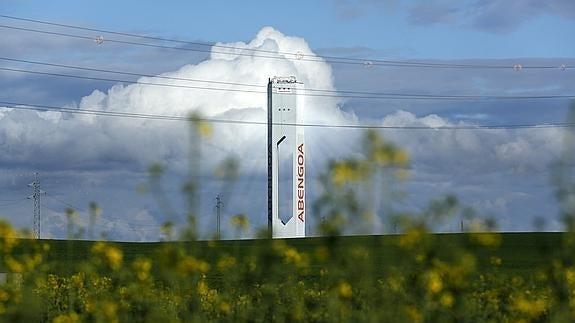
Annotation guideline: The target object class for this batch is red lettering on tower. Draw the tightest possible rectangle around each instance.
[297,143,305,222]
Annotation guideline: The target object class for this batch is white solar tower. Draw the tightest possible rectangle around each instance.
[267,76,305,238]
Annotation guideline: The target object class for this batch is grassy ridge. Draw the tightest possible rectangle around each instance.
[8,232,561,276]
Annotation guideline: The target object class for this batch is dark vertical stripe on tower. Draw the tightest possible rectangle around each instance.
[267,78,273,239]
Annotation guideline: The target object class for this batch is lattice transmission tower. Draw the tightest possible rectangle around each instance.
[215,194,223,240]
[27,172,45,239]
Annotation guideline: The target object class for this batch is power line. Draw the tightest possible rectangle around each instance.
[46,193,83,211]
[1,100,574,130]
[0,101,187,121]
[0,199,27,207]
[0,14,215,47]
[0,66,265,95]
[0,15,572,70]
[2,57,574,100]
[0,24,332,66]
[0,14,373,66]
[0,57,265,89]
[0,198,26,202]
[2,66,573,101]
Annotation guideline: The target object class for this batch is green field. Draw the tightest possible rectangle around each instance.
[8,232,562,276]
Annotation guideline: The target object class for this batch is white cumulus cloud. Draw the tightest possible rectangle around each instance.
[0,27,350,173]
[0,27,570,238]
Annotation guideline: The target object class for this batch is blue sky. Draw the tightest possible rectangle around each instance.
[4,0,575,58]
[0,0,574,240]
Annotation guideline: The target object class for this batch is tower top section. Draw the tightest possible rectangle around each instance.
[270,76,300,84]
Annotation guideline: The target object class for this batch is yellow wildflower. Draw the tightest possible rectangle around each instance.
[566,268,575,287]
[0,221,18,252]
[217,255,236,271]
[53,312,81,323]
[5,256,24,273]
[0,290,8,301]
[180,256,210,273]
[190,114,213,138]
[398,227,426,249]
[470,232,501,248]
[425,270,443,294]
[338,281,352,299]
[512,297,547,318]
[331,161,368,186]
[92,242,123,270]
[387,276,403,292]
[197,279,209,295]
[101,300,119,323]
[392,150,409,166]
[405,306,422,323]
[283,247,306,267]
[219,301,231,315]
[440,292,454,308]
[230,214,249,232]
[490,256,502,266]
[132,258,152,281]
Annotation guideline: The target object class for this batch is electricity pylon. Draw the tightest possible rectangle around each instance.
[27,172,45,239]
[215,194,223,240]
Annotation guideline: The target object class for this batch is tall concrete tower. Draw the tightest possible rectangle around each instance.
[267,76,305,238]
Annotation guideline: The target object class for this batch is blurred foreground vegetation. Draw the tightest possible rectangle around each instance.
[4,224,575,322]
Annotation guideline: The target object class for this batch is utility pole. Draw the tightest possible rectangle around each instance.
[215,194,223,240]
[27,172,45,239]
